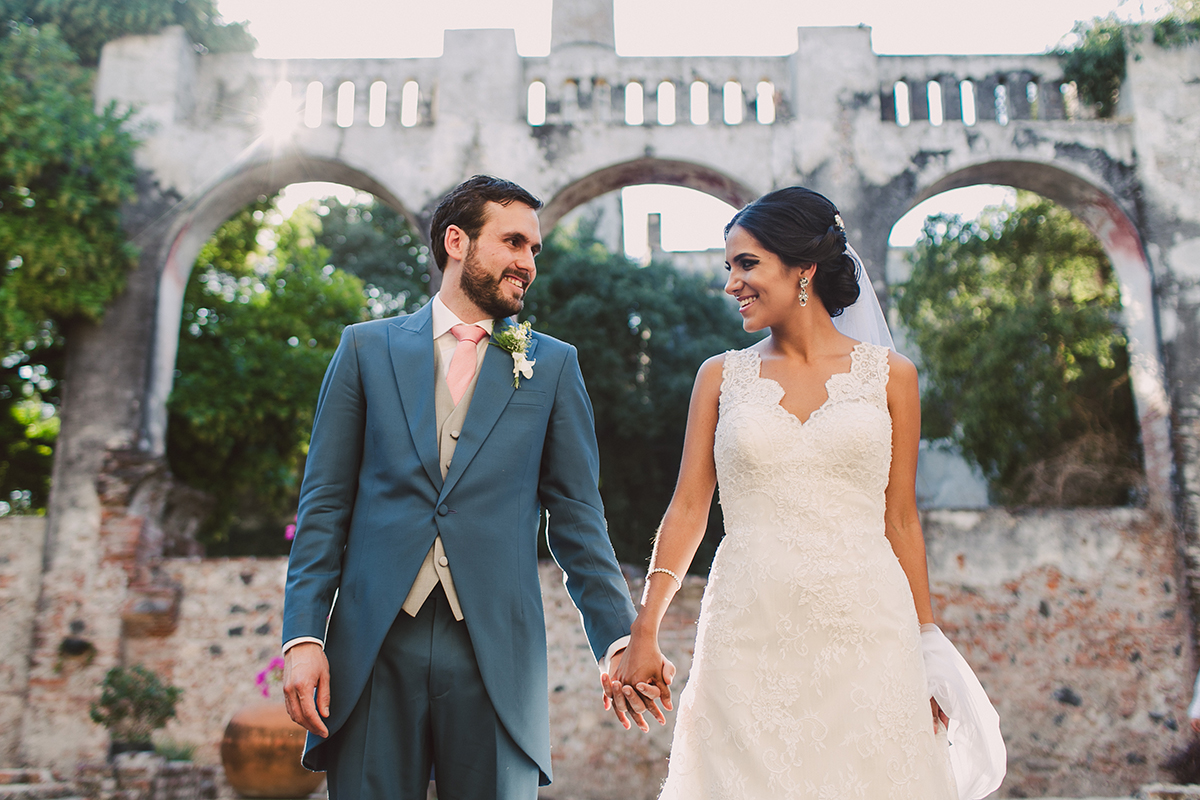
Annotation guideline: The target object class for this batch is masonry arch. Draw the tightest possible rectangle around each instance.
[886,160,1172,514]
[143,154,422,457]
[540,158,759,233]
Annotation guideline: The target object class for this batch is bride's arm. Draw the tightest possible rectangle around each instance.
[882,351,935,624]
[606,354,723,723]
[883,352,949,730]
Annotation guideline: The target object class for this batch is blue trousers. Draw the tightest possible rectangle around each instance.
[326,586,539,800]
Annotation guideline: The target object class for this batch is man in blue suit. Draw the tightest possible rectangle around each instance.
[281,176,657,799]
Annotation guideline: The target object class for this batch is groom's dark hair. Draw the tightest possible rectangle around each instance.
[431,175,542,271]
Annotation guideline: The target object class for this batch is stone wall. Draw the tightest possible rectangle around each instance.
[925,508,1193,798]
[0,518,46,767]
[3,508,1193,797]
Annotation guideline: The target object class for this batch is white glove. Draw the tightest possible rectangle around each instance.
[921,623,1007,800]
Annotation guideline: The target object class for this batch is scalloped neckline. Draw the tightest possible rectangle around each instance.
[751,343,865,427]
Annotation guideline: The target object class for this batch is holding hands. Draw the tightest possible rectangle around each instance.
[601,626,676,732]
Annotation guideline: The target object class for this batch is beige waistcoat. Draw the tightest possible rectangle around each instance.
[398,341,484,621]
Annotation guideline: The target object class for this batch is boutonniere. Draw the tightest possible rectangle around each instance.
[492,321,535,388]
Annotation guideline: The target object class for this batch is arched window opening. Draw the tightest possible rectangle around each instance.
[894,81,911,127]
[400,81,420,127]
[625,81,644,125]
[368,81,387,128]
[960,80,977,126]
[304,81,323,128]
[690,80,709,125]
[527,81,546,126]
[723,81,743,125]
[336,81,355,128]
[927,81,944,126]
[657,81,676,126]
[756,81,775,124]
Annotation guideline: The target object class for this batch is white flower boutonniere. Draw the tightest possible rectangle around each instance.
[493,321,536,389]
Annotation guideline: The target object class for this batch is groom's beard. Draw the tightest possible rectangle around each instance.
[459,242,526,319]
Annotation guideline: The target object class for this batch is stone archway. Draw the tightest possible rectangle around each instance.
[540,158,760,234]
[884,160,1172,516]
[142,154,422,457]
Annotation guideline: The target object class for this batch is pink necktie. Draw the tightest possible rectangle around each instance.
[447,324,489,405]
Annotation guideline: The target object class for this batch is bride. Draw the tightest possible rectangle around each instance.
[605,187,1000,798]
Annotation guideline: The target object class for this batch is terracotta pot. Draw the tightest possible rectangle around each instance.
[220,701,323,799]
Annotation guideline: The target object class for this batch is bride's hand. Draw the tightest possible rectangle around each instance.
[931,698,949,733]
[604,632,675,731]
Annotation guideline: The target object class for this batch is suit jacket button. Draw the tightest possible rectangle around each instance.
[438,556,449,567]
[437,504,449,516]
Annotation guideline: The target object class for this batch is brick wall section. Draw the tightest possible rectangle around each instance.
[0,518,46,767]
[925,508,1193,797]
[5,509,1195,797]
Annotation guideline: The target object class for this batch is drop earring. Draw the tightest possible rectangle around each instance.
[798,276,809,307]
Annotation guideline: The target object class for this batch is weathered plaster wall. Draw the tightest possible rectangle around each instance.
[0,517,46,766]
[926,508,1191,798]
[4,509,1179,797]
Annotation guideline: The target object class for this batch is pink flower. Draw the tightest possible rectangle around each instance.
[255,657,286,698]
[285,513,297,541]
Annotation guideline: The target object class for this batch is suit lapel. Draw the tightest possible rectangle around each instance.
[388,304,442,489]
[439,325,539,499]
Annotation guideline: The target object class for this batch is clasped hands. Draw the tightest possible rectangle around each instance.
[600,630,676,732]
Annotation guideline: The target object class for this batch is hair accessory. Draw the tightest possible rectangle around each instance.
[833,213,845,232]
[648,567,683,590]
[798,275,810,307]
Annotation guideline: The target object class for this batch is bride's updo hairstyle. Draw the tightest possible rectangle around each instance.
[725,187,860,317]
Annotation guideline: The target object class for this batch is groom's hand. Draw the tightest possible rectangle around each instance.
[602,649,675,732]
[283,642,330,738]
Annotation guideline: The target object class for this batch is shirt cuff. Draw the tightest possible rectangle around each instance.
[600,635,632,675]
[283,636,324,655]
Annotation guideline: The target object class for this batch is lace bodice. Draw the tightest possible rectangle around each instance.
[659,343,956,800]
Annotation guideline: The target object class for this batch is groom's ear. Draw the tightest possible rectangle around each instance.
[444,224,469,264]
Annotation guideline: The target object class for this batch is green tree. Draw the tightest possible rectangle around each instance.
[313,198,432,316]
[166,202,368,553]
[1059,15,1127,118]
[1153,0,1200,47]
[0,0,254,64]
[0,2,254,514]
[893,194,1141,506]
[523,222,755,570]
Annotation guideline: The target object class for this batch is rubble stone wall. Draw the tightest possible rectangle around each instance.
[0,508,1167,797]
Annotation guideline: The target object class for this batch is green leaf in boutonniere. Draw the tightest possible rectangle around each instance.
[492,321,536,389]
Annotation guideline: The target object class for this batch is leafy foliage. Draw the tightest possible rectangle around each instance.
[312,199,432,316]
[893,194,1141,506]
[0,340,61,513]
[523,222,755,570]
[0,22,139,354]
[0,0,254,64]
[1059,15,1127,118]
[89,665,182,745]
[1153,0,1200,47]
[166,201,369,554]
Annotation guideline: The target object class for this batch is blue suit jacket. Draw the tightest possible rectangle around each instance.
[282,302,636,782]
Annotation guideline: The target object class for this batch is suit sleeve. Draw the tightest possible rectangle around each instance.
[283,324,366,644]
[538,345,637,661]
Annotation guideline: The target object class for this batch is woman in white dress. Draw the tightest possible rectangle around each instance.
[608,187,960,799]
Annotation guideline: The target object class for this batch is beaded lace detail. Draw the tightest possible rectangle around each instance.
[660,344,956,800]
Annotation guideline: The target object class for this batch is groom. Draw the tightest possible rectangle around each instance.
[281,175,643,799]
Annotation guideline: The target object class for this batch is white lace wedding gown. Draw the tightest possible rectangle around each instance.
[660,344,957,800]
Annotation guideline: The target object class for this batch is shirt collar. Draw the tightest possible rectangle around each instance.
[431,294,496,340]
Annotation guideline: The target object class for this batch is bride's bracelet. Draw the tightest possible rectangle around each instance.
[647,567,683,590]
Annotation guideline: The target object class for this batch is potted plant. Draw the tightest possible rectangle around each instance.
[89,665,183,758]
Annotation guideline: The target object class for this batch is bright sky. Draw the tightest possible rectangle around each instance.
[222,0,1159,256]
